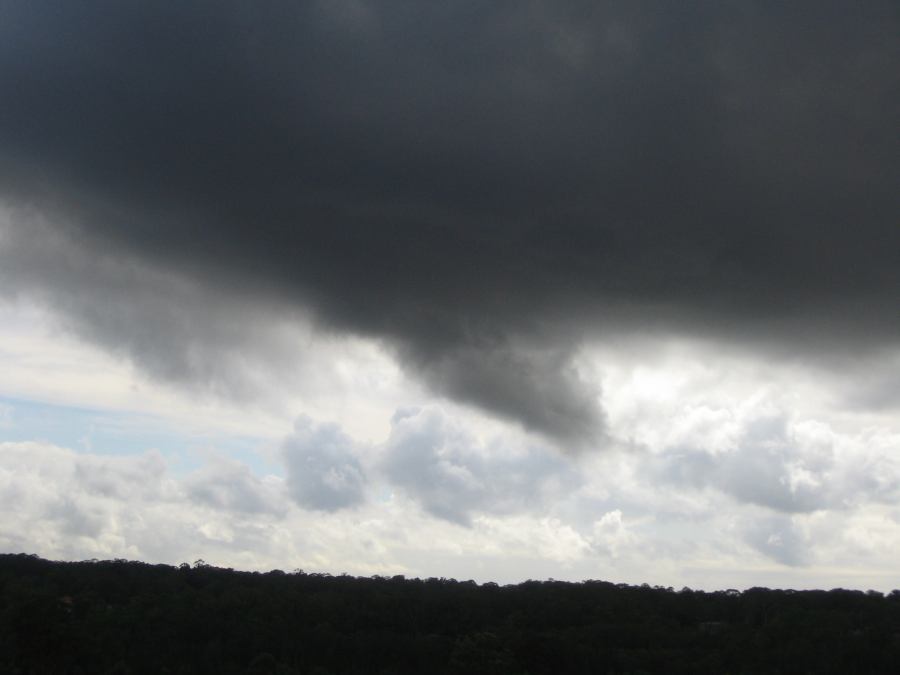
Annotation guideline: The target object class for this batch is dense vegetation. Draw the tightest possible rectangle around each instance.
[1,554,899,674]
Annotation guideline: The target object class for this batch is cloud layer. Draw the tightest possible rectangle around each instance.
[379,407,580,525]
[1,2,898,592]
[1,1,897,439]
[3,384,899,589]
[283,416,368,511]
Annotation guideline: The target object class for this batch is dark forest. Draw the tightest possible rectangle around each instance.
[1,554,898,674]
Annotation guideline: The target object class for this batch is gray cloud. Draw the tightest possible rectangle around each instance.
[279,407,581,522]
[74,450,169,501]
[405,342,603,446]
[657,412,900,514]
[282,416,368,512]
[0,441,297,567]
[741,514,810,567]
[660,415,831,513]
[0,1,897,440]
[380,407,581,525]
[46,496,107,539]
[187,459,286,516]
[0,212,349,411]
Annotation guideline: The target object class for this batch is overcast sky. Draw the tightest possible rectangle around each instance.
[1,1,899,590]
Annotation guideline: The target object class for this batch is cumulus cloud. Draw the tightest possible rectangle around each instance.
[380,407,581,525]
[591,509,638,560]
[1,406,899,587]
[186,458,287,516]
[0,440,294,567]
[740,514,810,567]
[0,2,896,440]
[279,406,582,522]
[0,442,177,559]
[282,417,368,512]
[659,413,832,513]
[1,1,899,592]
[655,410,900,516]
[73,450,169,501]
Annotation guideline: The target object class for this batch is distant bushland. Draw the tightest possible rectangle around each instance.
[1,553,898,674]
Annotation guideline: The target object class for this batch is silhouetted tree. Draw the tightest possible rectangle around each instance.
[1,554,898,674]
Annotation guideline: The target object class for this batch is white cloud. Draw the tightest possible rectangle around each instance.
[186,457,287,516]
[379,407,581,525]
[282,416,368,512]
[651,407,900,516]
[1,432,900,591]
[2,285,900,591]
[591,509,638,559]
[739,513,810,567]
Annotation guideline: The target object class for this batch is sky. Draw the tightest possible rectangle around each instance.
[1,1,899,590]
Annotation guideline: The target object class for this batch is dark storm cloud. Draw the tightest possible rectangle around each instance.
[1,1,897,441]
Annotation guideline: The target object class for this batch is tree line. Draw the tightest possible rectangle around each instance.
[1,553,898,674]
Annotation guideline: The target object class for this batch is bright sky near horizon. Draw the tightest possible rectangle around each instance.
[1,1,899,591]
[3,295,899,591]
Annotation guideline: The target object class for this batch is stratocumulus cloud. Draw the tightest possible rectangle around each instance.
[0,1,898,441]
[3,386,900,586]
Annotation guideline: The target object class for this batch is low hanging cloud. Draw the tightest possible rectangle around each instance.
[405,344,604,446]
[186,458,287,516]
[282,416,368,512]
[0,213,321,404]
[278,407,581,525]
[379,407,582,525]
[740,514,811,568]
[2,399,900,584]
[655,409,900,516]
[0,1,898,442]
[0,440,296,568]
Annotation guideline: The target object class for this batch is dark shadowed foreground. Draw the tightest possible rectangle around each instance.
[1,554,899,674]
